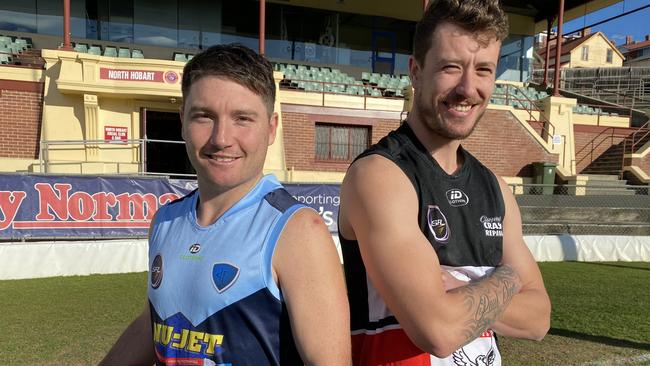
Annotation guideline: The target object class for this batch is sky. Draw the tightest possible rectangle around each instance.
[562,0,650,46]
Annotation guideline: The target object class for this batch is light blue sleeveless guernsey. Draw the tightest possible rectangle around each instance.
[148,175,305,365]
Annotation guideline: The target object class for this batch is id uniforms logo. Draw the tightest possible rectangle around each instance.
[446,189,469,207]
[427,205,450,242]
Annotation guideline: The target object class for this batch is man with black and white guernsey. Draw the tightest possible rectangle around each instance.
[338,0,551,364]
[100,44,350,365]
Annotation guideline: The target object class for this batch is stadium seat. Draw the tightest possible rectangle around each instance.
[103,46,118,57]
[0,53,11,64]
[88,46,102,55]
[14,38,30,49]
[73,43,88,53]
[118,48,131,58]
[0,35,11,45]
[174,53,187,62]
[132,49,144,58]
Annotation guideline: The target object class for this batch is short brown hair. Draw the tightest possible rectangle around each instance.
[413,0,509,65]
[181,43,276,115]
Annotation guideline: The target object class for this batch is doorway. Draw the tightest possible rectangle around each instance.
[143,109,195,177]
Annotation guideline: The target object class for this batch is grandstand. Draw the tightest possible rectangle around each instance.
[0,0,649,280]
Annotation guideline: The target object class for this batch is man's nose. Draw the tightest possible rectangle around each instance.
[455,72,480,100]
[209,121,233,148]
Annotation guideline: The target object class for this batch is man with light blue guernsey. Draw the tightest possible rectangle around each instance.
[100,44,351,366]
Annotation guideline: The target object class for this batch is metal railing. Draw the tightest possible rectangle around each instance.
[492,83,557,140]
[279,77,408,110]
[38,138,197,178]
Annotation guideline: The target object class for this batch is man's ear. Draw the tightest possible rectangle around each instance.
[179,105,186,141]
[408,55,420,90]
[268,112,278,146]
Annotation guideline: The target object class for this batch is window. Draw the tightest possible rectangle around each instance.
[581,46,589,61]
[606,49,613,63]
[315,124,369,161]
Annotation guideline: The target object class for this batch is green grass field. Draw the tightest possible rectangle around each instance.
[0,262,649,365]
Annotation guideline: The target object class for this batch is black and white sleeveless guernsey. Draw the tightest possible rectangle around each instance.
[340,122,506,366]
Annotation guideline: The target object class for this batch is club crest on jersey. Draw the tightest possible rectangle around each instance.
[189,243,201,254]
[151,254,163,289]
[212,262,240,293]
[427,205,450,243]
[446,189,469,207]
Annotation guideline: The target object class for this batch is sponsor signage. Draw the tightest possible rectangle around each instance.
[0,175,341,239]
[104,126,128,142]
[100,67,166,82]
[288,183,340,233]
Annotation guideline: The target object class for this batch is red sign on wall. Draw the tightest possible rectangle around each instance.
[105,126,128,142]
[100,68,165,82]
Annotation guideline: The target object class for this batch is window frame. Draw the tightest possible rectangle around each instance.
[606,48,613,63]
[314,123,370,162]
[581,46,589,61]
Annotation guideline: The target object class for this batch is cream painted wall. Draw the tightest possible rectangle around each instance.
[569,33,623,68]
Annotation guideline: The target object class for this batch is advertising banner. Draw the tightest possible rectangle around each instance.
[0,175,340,239]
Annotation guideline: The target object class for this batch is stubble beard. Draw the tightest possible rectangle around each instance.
[415,95,485,140]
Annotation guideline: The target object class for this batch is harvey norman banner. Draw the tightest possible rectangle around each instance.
[0,175,340,239]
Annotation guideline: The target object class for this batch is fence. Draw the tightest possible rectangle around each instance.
[509,183,650,236]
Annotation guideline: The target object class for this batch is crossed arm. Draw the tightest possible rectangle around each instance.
[339,155,549,357]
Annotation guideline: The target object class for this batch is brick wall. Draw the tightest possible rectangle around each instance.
[463,109,556,177]
[0,80,44,159]
[282,107,557,177]
[573,125,633,173]
[281,106,401,173]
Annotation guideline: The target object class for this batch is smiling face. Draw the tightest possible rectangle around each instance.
[409,21,501,140]
[180,75,277,197]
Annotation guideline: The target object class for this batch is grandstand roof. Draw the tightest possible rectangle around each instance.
[502,0,618,22]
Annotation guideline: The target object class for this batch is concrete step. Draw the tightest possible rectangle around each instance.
[579,174,622,181]
[582,187,637,195]
[523,223,650,235]
[520,206,650,223]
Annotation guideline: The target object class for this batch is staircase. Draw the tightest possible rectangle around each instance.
[11,48,45,69]
[574,174,636,195]
[581,124,650,176]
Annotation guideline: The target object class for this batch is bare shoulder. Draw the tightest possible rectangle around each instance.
[272,207,339,278]
[340,154,419,236]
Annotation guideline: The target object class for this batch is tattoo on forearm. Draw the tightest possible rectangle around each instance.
[453,265,521,344]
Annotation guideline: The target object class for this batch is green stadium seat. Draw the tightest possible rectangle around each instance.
[132,49,144,58]
[73,43,88,53]
[174,53,187,62]
[118,48,131,58]
[103,46,118,57]
[14,38,29,49]
[88,46,102,55]
[9,43,23,53]
[0,53,11,64]
[0,36,12,44]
